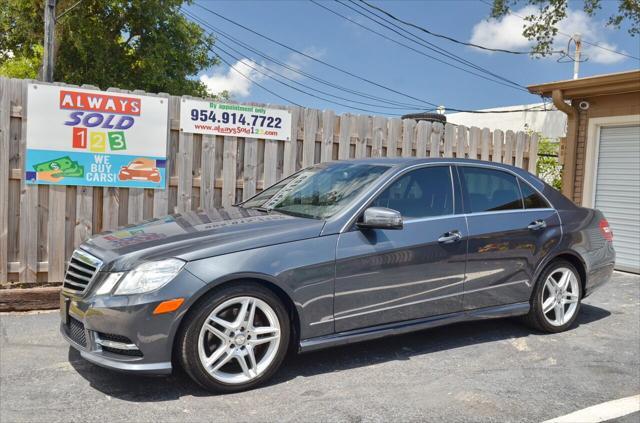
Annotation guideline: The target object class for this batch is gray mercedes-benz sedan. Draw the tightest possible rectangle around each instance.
[60,158,615,392]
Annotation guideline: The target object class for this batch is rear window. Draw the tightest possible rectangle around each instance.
[520,180,549,209]
[460,167,523,213]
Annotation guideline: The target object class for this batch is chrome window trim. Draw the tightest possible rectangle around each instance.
[461,208,556,218]
[402,213,459,225]
[340,161,556,233]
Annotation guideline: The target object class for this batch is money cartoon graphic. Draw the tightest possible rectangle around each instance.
[33,156,84,178]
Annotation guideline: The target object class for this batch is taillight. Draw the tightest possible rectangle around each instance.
[599,219,613,241]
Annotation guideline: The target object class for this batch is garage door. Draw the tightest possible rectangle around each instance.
[594,125,640,273]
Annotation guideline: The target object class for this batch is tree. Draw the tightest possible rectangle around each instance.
[536,135,562,190]
[0,0,222,97]
[490,0,640,56]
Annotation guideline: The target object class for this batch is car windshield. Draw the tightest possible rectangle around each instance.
[242,163,390,219]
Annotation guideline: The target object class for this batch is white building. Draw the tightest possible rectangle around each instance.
[445,103,567,139]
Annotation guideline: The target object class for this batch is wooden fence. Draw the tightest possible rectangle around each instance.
[0,77,539,286]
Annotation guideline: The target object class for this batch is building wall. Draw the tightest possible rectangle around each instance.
[446,103,567,139]
[569,92,640,204]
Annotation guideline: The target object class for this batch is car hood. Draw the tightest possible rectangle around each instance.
[80,208,325,272]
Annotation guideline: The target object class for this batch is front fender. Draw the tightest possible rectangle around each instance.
[181,236,338,340]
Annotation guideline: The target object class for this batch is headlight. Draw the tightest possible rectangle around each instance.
[114,258,185,295]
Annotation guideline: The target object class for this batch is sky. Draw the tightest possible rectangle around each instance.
[183,0,640,115]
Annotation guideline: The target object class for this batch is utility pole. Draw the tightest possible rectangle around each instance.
[42,0,57,82]
[572,33,582,80]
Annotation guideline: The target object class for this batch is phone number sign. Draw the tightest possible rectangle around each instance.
[25,83,168,188]
[180,99,292,141]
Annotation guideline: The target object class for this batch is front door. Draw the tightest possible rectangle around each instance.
[458,165,562,310]
[333,165,467,332]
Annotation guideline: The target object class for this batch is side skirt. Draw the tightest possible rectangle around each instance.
[298,302,529,353]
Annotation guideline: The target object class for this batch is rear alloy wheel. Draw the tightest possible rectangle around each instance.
[541,267,580,327]
[178,283,290,392]
[523,260,582,333]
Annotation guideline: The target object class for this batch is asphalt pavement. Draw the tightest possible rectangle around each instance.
[1,272,638,422]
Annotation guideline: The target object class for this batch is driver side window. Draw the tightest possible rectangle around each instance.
[372,166,453,219]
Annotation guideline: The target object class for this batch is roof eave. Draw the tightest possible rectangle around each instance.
[527,70,640,99]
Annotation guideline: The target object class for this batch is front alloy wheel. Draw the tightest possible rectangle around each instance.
[198,296,281,384]
[178,283,290,392]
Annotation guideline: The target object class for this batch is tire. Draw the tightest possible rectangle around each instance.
[177,282,291,393]
[523,259,582,333]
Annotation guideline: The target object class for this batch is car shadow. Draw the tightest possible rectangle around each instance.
[69,303,611,402]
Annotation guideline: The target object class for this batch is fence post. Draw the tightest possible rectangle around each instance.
[430,123,442,157]
[302,108,318,167]
[283,106,301,177]
[17,80,38,283]
[221,136,237,208]
[401,119,416,157]
[387,118,401,157]
[469,126,480,160]
[321,109,335,162]
[528,133,539,174]
[492,129,504,163]
[456,125,468,158]
[415,121,431,158]
[371,116,386,158]
[0,78,10,283]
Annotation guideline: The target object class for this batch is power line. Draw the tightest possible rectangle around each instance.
[214,46,413,115]
[581,39,639,61]
[183,10,427,114]
[318,0,528,93]
[183,10,429,109]
[192,2,440,108]
[209,35,425,111]
[211,55,303,107]
[188,4,551,114]
[359,0,531,55]
[345,0,533,90]
[477,0,640,61]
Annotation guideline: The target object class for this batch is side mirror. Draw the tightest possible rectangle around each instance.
[357,207,403,230]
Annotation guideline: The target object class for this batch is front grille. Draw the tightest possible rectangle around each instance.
[67,317,87,347]
[63,250,103,293]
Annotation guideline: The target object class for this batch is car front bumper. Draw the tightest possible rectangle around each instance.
[60,269,205,375]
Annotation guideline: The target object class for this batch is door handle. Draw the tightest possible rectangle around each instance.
[438,230,462,244]
[527,219,547,231]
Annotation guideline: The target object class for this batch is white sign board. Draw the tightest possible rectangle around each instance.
[25,83,168,188]
[180,99,292,141]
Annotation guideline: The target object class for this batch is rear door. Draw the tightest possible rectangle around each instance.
[333,165,467,332]
[458,165,561,310]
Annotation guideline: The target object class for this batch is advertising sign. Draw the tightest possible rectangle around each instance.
[180,99,292,141]
[25,83,169,188]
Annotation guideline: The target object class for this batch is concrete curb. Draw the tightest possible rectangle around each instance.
[0,287,61,312]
